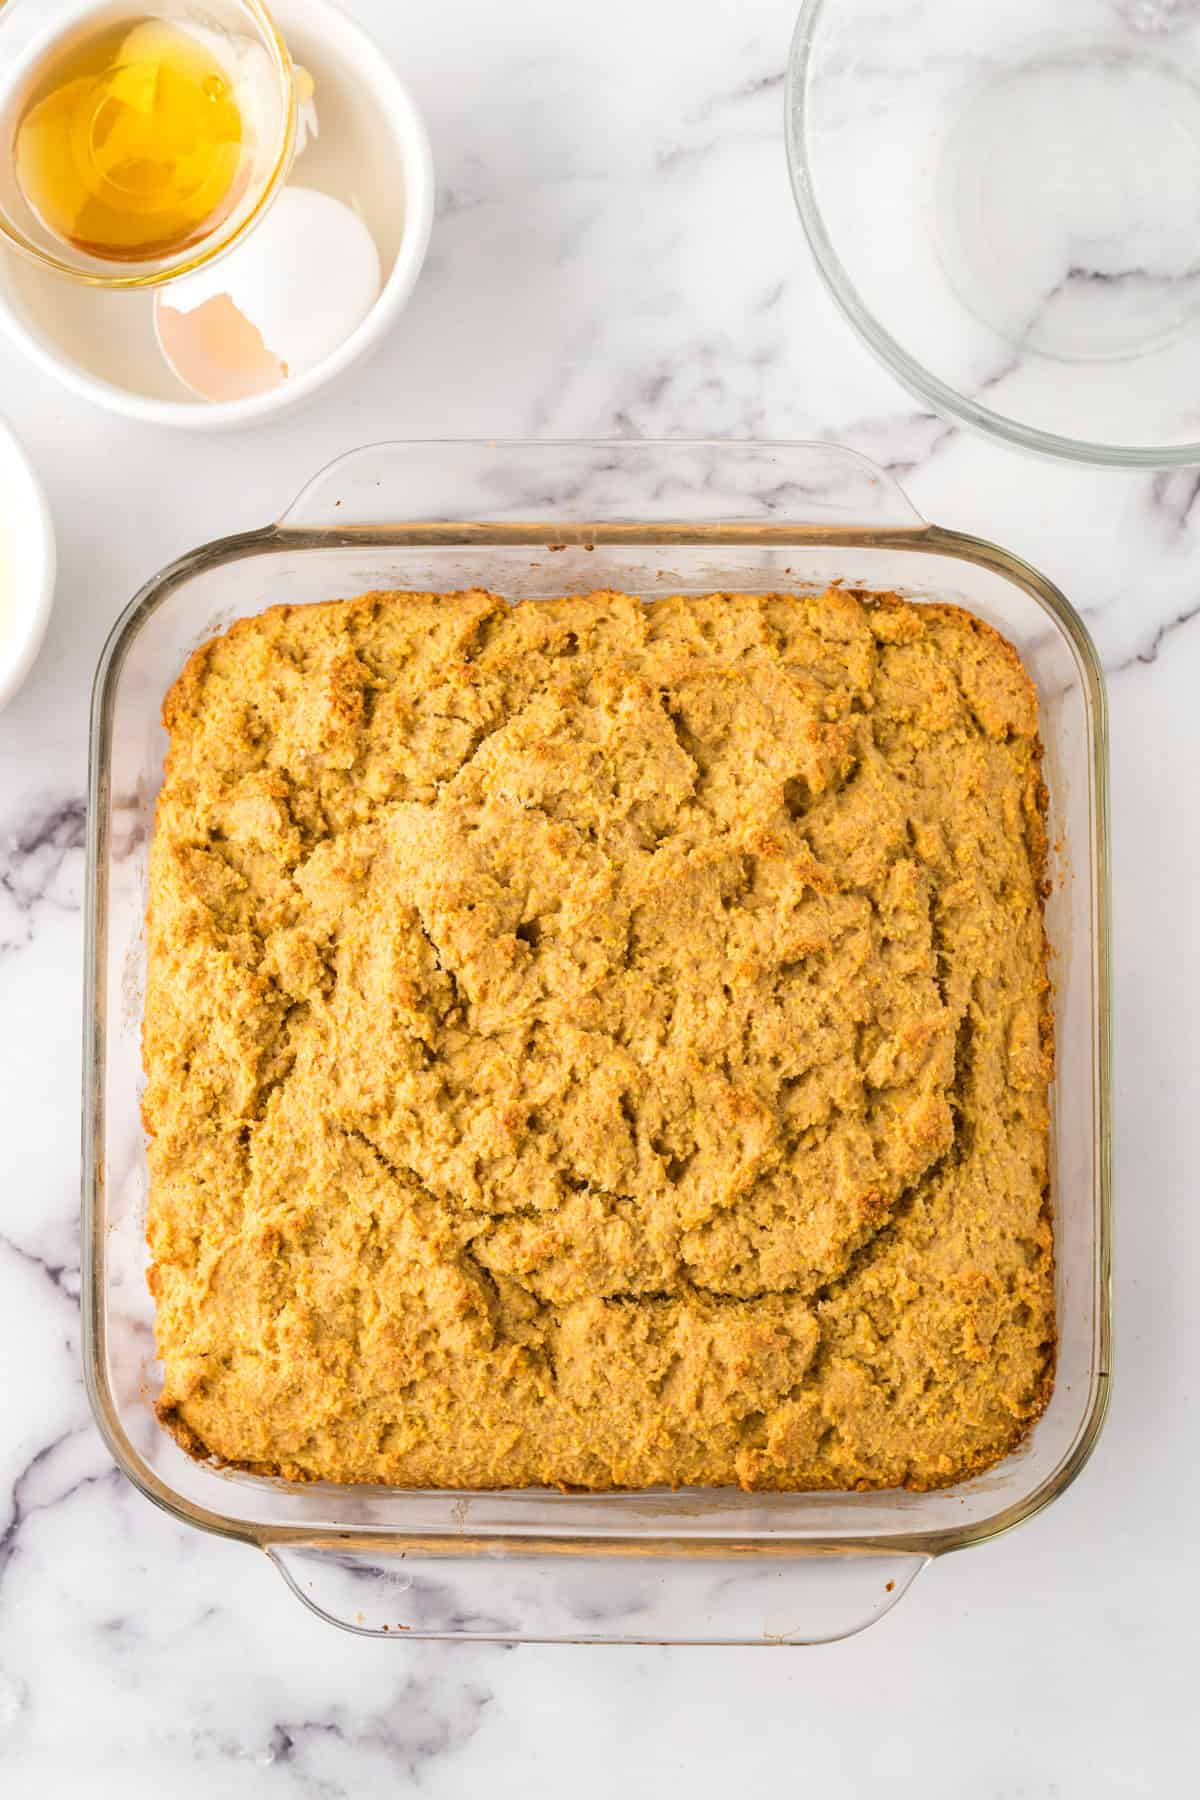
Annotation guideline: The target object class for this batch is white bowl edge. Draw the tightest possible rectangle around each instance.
[0,414,56,709]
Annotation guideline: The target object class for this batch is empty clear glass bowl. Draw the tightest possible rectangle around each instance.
[786,0,1200,465]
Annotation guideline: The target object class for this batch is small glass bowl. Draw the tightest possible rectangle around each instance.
[786,0,1200,466]
[0,0,296,290]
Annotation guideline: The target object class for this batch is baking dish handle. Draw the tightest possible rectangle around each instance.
[266,1542,930,1645]
[277,439,927,533]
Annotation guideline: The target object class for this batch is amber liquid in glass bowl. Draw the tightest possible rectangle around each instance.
[13,15,249,262]
[0,0,294,288]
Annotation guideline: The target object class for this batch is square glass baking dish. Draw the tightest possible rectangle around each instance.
[83,440,1111,1644]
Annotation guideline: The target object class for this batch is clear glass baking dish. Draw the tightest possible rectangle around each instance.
[83,440,1111,1644]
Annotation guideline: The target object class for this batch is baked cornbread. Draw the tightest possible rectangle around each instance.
[144,586,1054,1491]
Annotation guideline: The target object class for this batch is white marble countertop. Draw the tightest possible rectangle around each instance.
[1,0,1197,1791]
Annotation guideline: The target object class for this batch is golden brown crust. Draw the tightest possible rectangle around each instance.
[144,586,1055,1491]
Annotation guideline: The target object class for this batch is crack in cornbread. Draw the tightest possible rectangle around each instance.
[144,586,1054,1490]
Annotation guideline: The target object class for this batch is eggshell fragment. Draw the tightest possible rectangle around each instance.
[154,187,382,401]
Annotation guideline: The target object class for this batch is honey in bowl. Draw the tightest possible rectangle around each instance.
[13,17,249,263]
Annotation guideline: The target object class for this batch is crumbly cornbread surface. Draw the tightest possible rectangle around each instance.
[144,586,1053,1490]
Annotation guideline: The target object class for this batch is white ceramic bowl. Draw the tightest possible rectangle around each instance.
[0,0,435,430]
[0,414,55,711]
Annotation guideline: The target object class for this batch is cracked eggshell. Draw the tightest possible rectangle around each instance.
[154,187,382,402]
